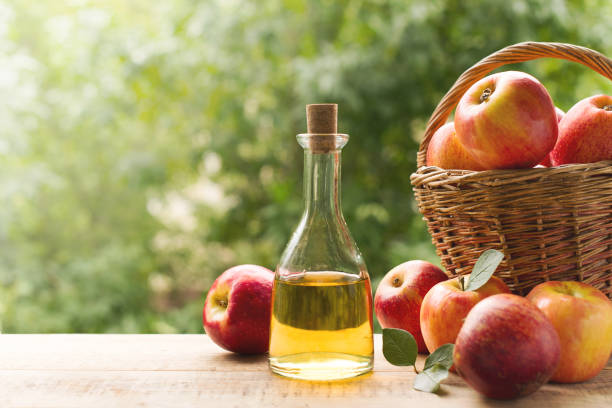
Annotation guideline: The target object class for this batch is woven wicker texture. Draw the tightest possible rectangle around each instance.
[410,42,612,297]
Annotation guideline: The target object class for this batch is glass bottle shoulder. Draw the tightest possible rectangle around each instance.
[276,210,368,281]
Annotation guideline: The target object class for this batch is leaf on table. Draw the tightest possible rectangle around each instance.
[414,364,450,393]
[414,343,454,393]
[382,328,417,366]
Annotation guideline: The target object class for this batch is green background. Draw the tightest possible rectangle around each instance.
[0,0,610,333]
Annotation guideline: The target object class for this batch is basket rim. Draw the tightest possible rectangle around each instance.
[411,160,612,189]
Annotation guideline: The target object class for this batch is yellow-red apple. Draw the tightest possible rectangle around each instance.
[203,264,274,354]
[454,294,561,399]
[426,122,485,170]
[527,281,612,383]
[550,94,612,165]
[539,107,565,167]
[374,261,448,353]
[419,274,509,353]
[455,71,558,169]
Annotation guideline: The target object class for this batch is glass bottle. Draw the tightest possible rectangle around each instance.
[268,104,373,381]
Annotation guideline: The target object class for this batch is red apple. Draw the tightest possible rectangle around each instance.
[420,274,509,353]
[550,94,612,165]
[454,294,561,400]
[374,261,448,353]
[554,106,566,122]
[538,107,565,167]
[426,122,485,170]
[527,281,612,383]
[203,264,274,354]
[455,71,558,169]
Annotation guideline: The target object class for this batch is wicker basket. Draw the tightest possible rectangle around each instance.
[410,42,612,298]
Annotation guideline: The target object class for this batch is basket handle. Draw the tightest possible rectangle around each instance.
[417,42,612,167]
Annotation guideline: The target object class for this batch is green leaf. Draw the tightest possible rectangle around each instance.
[382,328,418,366]
[424,343,454,371]
[414,344,454,393]
[414,364,450,393]
[465,249,504,291]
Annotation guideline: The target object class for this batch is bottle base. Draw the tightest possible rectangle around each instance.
[269,352,373,381]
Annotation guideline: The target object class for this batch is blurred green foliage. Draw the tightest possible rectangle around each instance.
[0,0,610,333]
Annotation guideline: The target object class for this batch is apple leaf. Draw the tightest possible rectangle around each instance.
[464,249,504,291]
[414,364,450,393]
[382,328,418,367]
[414,344,455,393]
[424,343,454,371]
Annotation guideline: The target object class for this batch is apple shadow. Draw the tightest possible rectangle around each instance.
[545,375,612,397]
[208,351,269,366]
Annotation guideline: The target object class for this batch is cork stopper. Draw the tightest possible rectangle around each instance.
[306,104,338,133]
[305,104,337,153]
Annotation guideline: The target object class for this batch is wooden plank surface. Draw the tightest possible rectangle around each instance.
[0,334,609,407]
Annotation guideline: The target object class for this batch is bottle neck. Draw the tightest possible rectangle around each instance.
[303,150,342,218]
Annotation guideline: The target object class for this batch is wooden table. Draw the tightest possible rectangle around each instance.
[0,334,609,407]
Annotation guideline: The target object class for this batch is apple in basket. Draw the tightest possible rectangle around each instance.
[539,107,565,167]
[454,294,561,399]
[426,122,485,170]
[527,281,612,383]
[374,260,448,353]
[203,264,274,354]
[550,94,612,165]
[455,71,558,169]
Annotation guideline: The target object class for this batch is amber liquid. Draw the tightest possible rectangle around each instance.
[269,271,374,380]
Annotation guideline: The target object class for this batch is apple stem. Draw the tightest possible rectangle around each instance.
[604,105,612,111]
[459,276,465,291]
[479,88,492,103]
